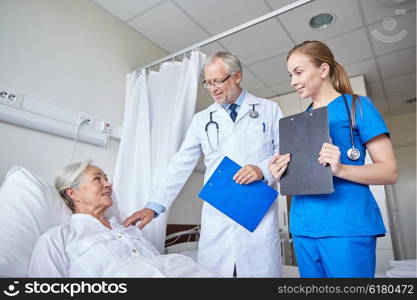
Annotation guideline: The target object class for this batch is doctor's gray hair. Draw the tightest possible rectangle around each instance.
[55,160,91,212]
[204,51,243,75]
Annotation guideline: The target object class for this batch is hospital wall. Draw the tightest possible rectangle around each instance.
[0,0,167,184]
[168,170,204,224]
[384,112,416,259]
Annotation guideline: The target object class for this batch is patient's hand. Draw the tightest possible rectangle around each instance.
[122,208,155,229]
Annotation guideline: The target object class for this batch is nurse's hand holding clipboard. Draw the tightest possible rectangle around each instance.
[268,143,341,181]
[268,153,291,181]
[318,142,341,175]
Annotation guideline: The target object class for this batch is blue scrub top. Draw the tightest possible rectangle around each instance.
[290,94,389,237]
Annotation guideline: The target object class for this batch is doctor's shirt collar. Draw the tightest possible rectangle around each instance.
[222,89,247,111]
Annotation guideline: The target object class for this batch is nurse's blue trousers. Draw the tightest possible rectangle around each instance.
[292,235,377,278]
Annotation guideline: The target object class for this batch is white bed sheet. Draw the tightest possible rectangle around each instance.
[114,253,218,278]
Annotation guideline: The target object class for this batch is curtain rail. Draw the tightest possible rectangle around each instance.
[137,0,313,71]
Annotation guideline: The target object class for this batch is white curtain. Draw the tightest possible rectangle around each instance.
[113,51,206,253]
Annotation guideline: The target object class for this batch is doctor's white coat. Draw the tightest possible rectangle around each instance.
[149,92,283,277]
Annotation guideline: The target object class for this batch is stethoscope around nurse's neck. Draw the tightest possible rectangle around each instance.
[306,94,360,161]
[205,104,259,152]
[342,94,361,161]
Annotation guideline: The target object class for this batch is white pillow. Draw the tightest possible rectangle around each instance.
[0,166,71,277]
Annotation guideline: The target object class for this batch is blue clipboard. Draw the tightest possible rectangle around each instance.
[198,156,278,232]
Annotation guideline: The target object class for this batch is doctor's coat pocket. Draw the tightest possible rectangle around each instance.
[245,125,274,159]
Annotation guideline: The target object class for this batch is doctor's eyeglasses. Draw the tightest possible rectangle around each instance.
[202,72,234,89]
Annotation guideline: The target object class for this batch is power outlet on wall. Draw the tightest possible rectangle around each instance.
[0,84,23,108]
[78,114,105,132]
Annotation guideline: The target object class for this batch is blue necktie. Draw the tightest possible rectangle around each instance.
[229,103,238,122]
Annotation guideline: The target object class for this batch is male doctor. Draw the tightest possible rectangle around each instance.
[123,52,283,277]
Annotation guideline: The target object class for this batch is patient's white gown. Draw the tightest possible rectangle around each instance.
[29,214,218,277]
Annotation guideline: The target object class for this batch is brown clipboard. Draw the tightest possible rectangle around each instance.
[279,107,334,195]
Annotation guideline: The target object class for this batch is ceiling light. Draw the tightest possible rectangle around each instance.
[309,13,336,30]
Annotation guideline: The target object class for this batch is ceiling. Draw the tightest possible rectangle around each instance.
[91,0,416,116]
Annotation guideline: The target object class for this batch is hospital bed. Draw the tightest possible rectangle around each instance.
[0,165,298,277]
[0,166,216,278]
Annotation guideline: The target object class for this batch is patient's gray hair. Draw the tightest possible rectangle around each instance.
[204,51,243,76]
[55,160,91,213]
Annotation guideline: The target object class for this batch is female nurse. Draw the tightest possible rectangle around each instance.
[268,40,398,278]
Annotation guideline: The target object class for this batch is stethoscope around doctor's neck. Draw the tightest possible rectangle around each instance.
[205,104,259,152]
[307,94,360,161]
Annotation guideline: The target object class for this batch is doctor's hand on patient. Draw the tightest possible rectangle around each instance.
[233,164,264,184]
[268,153,291,180]
[122,208,155,229]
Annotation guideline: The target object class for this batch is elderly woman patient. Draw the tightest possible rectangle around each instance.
[29,161,217,278]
